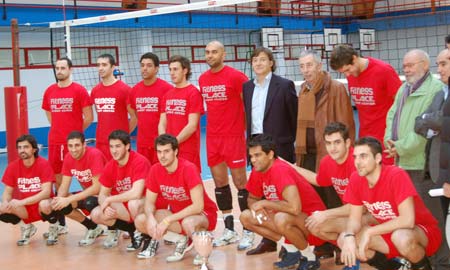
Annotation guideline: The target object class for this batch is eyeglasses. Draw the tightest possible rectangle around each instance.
[402,60,423,69]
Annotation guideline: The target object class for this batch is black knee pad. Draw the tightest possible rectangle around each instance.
[40,211,59,224]
[79,196,99,212]
[0,213,21,225]
[215,185,233,211]
[237,189,249,211]
[59,204,74,216]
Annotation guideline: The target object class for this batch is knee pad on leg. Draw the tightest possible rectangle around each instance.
[40,211,59,224]
[59,204,73,216]
[215,185,233,211]
[81,196,99,213]
[237,189,249,212]
[0,213,21,225]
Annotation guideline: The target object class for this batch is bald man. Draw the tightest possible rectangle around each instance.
[198,41,254,250]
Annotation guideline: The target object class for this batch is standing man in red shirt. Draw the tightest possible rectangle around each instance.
[90,130,149,249]
[330,45,401,165]
[341,137,442,270]
[42,57,93,236]
[90,53,137,160]
[129,52,172,164]
[0,135,55,246]
[159,55,203,172]
[198,40,254,250]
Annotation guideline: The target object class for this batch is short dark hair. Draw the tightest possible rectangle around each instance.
[354,136,382,157]
[445,34,450,45]
[250,47,276,72]
[67,131,85,143]
[323,122,350,141]
[248,134,277,158]
[329,44,358,70]
[108,130,130,150]
[57,57,73,68]
[169,55,192,80]
[155,134,179,151]
[140,52,160,67]
[97,53,116,66]
[16,134,39,158]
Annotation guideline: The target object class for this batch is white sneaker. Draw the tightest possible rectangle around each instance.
[193,254,207,266]
[79,226,104,246]
[43,224,68,239]
[17,223,37,246]
[237,229,255,250]
[212,228,239,247]
[166,235,193,262]
[126,231,143,251]
[137,239,159,259]
[103,229,121,249]
[46,222,59,246]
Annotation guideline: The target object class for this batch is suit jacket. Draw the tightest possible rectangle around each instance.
[415,90,446,183]
[243,73,298,163]
[440,93,450,185]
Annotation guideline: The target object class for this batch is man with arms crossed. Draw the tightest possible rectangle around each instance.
[134,134,218,264]
[199,40,254,250]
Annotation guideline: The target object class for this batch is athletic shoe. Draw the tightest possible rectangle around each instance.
[212,228,239,247]
[166,235,193,262]
[79,226,104,246]
[103,229,121,249]
[237,229,255,250]
[296,256,320,270]
[193,254,206,266]
[126,231,143,251]
[392,257,411,270]
[17,223,37,246]
[137,239,159,259]
[43,224,68,239]
[273,251,301,270]
[46,222,59,246]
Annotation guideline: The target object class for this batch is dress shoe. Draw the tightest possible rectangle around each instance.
[246,239,277,255]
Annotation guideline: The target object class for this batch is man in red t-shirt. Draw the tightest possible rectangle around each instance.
[39,131,107,246]
[129,53,172,164]
[341,137,441,270]
[198,40,253,250]
[42,57,93,232]
[330,45,401,165]
[90,130,149,250]
[90,53,137,160]
[240,134,326,270]
[134,134,217,264]
[0,135,55,246]
[158,55,203,172]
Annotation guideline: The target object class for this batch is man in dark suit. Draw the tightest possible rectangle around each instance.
[414,48,450,270]
[242,47,298,263]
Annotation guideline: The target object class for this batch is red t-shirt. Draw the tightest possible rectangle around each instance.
[90,80,131,145]
[42,82,92,144]
[199,65,247,137]
[99,151,150,195]
[347,57,401,142]
[246,159,325,215]
[316,149,355,202]
[2,157,55,200]
[130,79,172,148]
[146,158,217,215]
[61,147,107,189]
[344,165,438,227]
[162,84,204,157]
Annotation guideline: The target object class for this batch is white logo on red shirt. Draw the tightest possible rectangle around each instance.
[50,98,74,112]
[136,97,159,112]
[350,87,375,106]
[263,183,279,201]
[165,99,186,115]
[201,85,227,101]
[95,97,116,112]
[160,185,190,201]
[17,177,42,193]
[331,177,349,195]
[363,200,396,220]
[70,169,92,183]
[116,177,132,193]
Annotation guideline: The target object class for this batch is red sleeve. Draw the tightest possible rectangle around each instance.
[129,86,137,110]
[316,157,332,187]
[78,85,93,107]
[233,70,248,95]
[2,164,17,188]
[391,169,418,206]
[61,153,73,177]
[385,66,401,98]
[41,88,51,111]
[146,165,160,193]
[88,150,107,176]
[99,161,114,188]
[183,162,202,190]
[39,159,56,183]
[246,171,263,198]
[131,156,150,182]
[188,87,204,114]
[160,93,168,113]
[343,172,363,205]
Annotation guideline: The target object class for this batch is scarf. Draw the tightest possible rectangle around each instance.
[295,71,326,165]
